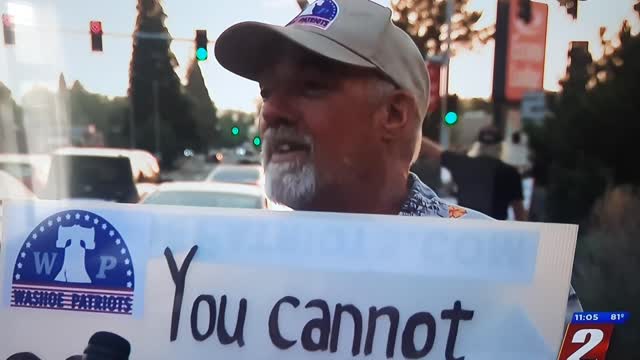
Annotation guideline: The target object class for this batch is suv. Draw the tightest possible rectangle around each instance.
[42,154,139,203]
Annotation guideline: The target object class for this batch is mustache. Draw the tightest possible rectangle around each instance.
[262,127,313,158]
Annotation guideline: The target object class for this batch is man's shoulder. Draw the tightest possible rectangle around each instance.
[399,173,492,220]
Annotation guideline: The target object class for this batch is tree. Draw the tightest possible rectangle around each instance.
[128,0,197,167]
[185,59,219,151]
[0,82,26,153]
[216,110,256,148]
[525,8,640,356]
[391,0,492,58]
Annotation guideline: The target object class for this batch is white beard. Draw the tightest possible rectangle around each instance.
[264,160,317,209]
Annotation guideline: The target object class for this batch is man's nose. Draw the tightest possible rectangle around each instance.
[260,92,297,130]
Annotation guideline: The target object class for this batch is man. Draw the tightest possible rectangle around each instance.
[215,0,580,322]
[420,126,528,221]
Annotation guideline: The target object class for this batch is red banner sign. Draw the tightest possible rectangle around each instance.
[505,0,548,102]
[426,62,441,114]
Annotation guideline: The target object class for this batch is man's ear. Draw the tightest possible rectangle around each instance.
[376,90,416,141]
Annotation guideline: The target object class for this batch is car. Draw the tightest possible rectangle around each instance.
[140,181,288,210]
[0,169,36,218]
[205,164,264,187]
[41,153,139,203]
[0,154,51,194]
[53,147,160,184]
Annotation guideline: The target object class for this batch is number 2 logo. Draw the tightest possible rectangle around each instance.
[567,329,604,360]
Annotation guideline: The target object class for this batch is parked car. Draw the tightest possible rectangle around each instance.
[205,164,264,187]
[53,147,160,184]
[140,181,277,209]
[0,154,51,194]
[41,153,139,203]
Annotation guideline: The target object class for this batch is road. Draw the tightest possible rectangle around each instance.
[164,154,216,181]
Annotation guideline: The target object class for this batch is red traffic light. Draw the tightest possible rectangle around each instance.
[90,21,103,35]
[89,20,103,52]
[2,14,15,45]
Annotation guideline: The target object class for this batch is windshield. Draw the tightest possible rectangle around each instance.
[0,0,638,358]
[142,190,262,209]
[207,167,261,184]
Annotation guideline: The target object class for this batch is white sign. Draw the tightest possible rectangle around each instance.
[0,200,578,359]
[521,91,547,123]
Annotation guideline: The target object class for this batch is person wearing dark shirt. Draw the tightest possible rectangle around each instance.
[421,126,527,221]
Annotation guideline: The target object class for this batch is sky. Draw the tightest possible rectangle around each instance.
[0,0,638,113]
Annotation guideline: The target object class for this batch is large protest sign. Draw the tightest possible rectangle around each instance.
[0,200,578,359]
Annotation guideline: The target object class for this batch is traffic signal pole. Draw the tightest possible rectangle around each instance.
[438,0,454,150]
[492,0,511,133]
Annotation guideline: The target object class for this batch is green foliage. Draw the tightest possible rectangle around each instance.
[526,8,640,356]
[0,82,26,153]
[391,0,493,58]
[216,110,256,148]
[66,80,131,148]
[128,0,198,167]
[185,59,219,151]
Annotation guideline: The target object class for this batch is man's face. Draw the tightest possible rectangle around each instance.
[258,47,385,210]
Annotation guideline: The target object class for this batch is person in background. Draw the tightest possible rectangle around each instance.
[420,126,528,221]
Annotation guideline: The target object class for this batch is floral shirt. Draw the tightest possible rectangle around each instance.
[399,173,489,219]
[398,173,582,326]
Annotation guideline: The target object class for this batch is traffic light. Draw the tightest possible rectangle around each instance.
[90,21,103,52]
[231,126,240,136]
[253,136,262,147]
[444,94,459,126]
[195,30,208,61]
[518,0,531,23]
[2,14,15,45]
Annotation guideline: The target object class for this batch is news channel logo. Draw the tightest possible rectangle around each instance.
[10,210,135,315]
[557,311,630,360]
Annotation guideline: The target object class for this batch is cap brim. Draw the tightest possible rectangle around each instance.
[214,22,376,81]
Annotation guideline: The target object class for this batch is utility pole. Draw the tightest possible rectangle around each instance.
[492,0,511,133]
[438,0,455,150]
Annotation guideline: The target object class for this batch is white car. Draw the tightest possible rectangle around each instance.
[206,164,265,188]
[140,181,289,210]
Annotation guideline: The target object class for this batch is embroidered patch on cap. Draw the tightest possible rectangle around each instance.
[287,0,339,30]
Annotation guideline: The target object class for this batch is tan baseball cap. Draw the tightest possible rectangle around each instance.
[214,0,430,119]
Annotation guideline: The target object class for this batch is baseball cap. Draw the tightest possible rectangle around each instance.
[477,125,504,145]
[214,0,430,119]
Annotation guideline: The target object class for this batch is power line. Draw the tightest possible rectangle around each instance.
[8,22,212,44]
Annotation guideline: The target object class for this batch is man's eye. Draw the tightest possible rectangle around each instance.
[302,81,329,95]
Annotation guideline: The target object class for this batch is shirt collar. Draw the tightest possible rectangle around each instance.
[398,173,450,217]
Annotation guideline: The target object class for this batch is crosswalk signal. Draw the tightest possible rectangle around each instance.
[195,30,208,61]
[2,14,15,45]
[90,21,103,52]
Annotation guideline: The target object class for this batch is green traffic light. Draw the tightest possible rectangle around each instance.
[196,47,208,61]
[231,126,240,136]
[444,112,459,126]
[253,136,262,147]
